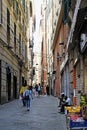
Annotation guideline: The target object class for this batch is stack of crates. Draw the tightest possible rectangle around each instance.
[65,106,81,129]
[65,106,81,116]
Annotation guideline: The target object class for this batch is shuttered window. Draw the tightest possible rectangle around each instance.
[7,8,10,44]
[0,0,2,24]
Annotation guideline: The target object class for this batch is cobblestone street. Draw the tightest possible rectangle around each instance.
[0,96,67,130]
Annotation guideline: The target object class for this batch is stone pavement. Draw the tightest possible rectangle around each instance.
[0,95,67,130]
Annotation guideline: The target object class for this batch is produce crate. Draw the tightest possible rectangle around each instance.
[70,116,87,129]
[65,106,81,113]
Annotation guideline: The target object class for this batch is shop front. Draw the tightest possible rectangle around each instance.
[80,42,87,93]
[78,6,87,94]
[60,53,70,97]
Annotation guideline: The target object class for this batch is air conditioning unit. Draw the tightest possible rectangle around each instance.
[80,33,87,52]
[80,34,86,43]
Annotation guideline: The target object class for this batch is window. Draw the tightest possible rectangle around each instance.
[16,1,18,14]
[13,0,15,9]
[63,0,71,23]
[14,23,16,52]
[25,45,27,61]
[26,5,28,21]
[22,0,25,12]
[22,19,24,32]
[19,10,21,22]
[30,1,32,17]
[0,0,2,24]
[19,34,21,54]
[7,8,10,44]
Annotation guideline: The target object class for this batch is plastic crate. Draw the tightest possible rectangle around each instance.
[70,117,87,128]
[65,106,81,113]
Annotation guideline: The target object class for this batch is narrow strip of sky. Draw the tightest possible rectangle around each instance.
[33,0,43,52]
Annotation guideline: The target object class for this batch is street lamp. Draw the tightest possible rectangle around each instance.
[3,45,13,49]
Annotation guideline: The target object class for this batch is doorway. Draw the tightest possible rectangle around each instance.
[6,65,11,101]
[0,60,1,103]
[13,76,17,99]
[7,73,11,101]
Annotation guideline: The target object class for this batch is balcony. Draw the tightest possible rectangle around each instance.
[13,8,18,19]
[13,1,18,20]
[7,0,12,7]
[18,21,23,30]
[7,34,10,44]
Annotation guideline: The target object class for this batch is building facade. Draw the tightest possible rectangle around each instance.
[67,0,87,105]
[41,0,47,94]
[51,0,87,105]
[51,0,65,97]
[0,0,30,104]
[46,0,53,95]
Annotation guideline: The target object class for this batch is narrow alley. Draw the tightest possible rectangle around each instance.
[1,0,87,129]
[0,96,67,130]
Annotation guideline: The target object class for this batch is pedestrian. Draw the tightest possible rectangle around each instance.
[23,86,32,111]
[19,83,26,106]
[29,85,33,99]
[35,84,38,97]
[59,93,66,113]
[58,92,65,107]
[38,83,41,97]
[46,84,49,95]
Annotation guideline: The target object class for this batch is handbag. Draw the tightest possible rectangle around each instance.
[25,95,30,100]
[23,95,30,100]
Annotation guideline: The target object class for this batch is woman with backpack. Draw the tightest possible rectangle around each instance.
[23,86,32,111]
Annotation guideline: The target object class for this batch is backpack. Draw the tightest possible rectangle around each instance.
[23,90,30,100]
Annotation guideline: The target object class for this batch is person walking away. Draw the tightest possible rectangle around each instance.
[46,84,49,95]
[19,84,26,106]
[35,84,38,97]
[38,83,41,97]
[23,86,32,111]
[29,85,33,99]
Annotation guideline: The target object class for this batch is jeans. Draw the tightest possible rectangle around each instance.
[22,98,26,106]
[26,99,30,109]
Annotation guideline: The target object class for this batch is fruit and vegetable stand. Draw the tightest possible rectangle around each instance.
[65,106,87,130]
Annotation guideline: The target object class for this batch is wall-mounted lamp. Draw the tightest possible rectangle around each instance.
[52,70,56,74]
[29,44,33,48]
[47,72,50,75]
[52,70,56,80]
[59,42,64,45]
[57,53,62,59]
[3,45,13,49]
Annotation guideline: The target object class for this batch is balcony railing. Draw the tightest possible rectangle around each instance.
[7,0,12,7]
